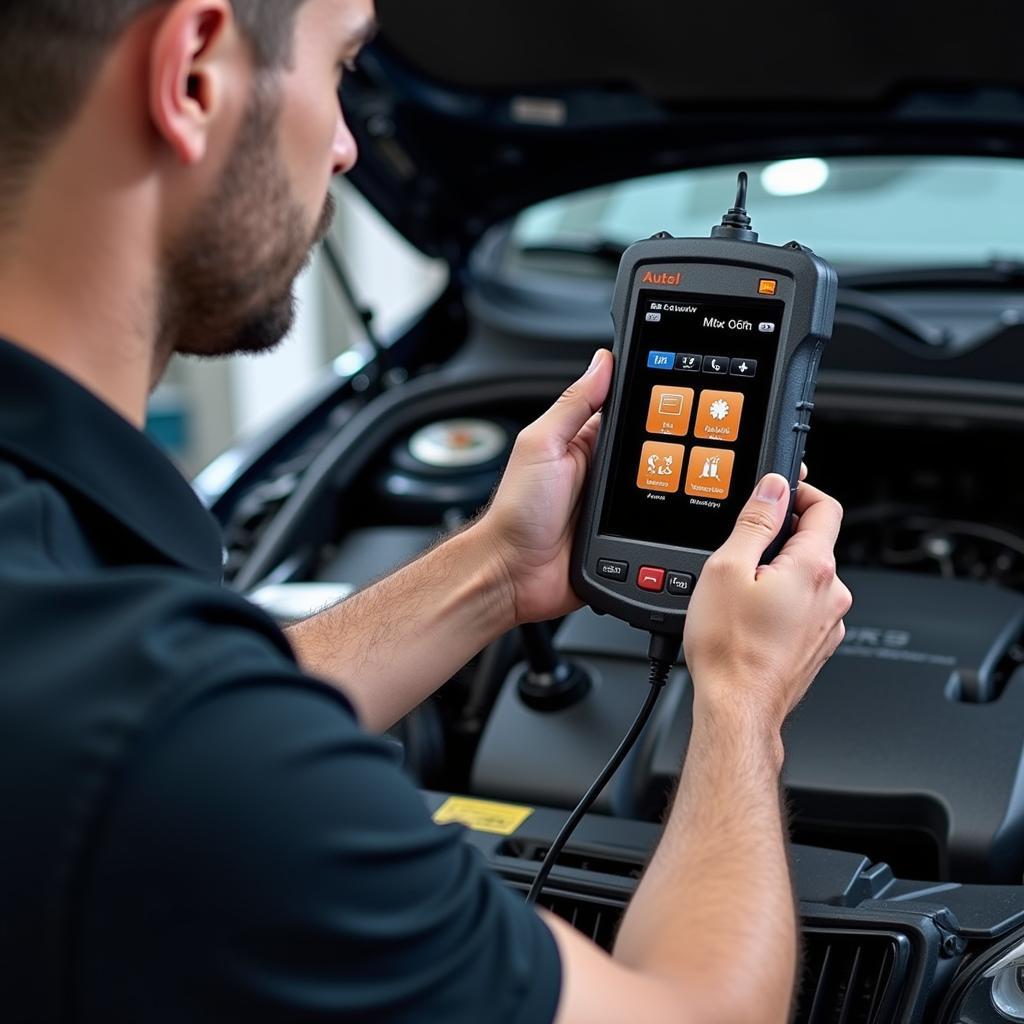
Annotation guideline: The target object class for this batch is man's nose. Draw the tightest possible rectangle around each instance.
[332,113,359,177]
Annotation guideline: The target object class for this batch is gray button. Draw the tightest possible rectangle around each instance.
[597,559,629,582]
[667,572,696,597]
[675,353,702,372]
[730,358,758,378]
[702,355,728,374]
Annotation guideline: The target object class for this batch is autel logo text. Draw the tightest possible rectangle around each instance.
[642,271,682,286]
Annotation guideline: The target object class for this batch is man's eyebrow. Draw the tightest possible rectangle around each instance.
[346,16,380,51]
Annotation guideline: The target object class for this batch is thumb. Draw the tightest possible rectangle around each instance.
[716,473,790,568]
[535,349,613,449]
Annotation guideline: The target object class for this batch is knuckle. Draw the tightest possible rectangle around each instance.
[706,552,739,580]
[511,425,548,463]
[557,383,581,406]
[809,554,837,589]
[737,507,778,536]
[827,621,846,657]
[702,552,724,576]
[512,425,535,452]
[823,626,845,661]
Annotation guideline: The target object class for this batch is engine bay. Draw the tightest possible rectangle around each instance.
[204,273,1024,1020]
[221,282,1024,888]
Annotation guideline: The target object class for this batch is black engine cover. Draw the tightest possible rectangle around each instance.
[472,569,1024,883]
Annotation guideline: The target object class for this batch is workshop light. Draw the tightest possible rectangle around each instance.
[760,158,830,197]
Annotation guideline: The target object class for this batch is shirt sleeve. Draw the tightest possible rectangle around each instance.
[71,675,562,1024]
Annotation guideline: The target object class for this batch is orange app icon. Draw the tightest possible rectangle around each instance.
[637,441,685,494]
[685,446,736,500]
[645,386,694,437]
[695,389,745,443]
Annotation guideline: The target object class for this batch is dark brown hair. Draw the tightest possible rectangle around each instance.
[0,1,306,204]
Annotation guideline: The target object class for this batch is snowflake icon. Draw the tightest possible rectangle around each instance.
[709,399,731,421]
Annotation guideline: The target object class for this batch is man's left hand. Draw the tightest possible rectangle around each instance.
[478,349,613,626]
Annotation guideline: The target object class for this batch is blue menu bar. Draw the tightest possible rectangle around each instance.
[647,351,675,370]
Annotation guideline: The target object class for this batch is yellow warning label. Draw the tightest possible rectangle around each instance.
[433,796,535,836]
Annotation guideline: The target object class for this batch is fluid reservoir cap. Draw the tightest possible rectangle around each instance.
[408,419,509,469]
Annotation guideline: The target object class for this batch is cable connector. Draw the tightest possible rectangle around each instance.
[711,171,759,244]
[647,631,682,674]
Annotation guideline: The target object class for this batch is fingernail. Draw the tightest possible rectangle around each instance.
[754,474,788,504]
[584,350,603,375]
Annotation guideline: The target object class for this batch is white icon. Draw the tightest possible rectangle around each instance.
[710,358,723,372]
[709,399,731,422]
[647,454,674,477]
[737,362,750,374]
[698,456,722,481]
[759,322,776,333]
[646,312,662,322]
[658,394,684,417]
[642,573,659,585]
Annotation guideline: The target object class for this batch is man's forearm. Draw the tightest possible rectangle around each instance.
[613,698,796,1024]
[284,524,517,732]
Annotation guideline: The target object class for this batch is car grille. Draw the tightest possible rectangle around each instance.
[533,889,624,949]
[514,881,913,1023]
[798,928,911,1024]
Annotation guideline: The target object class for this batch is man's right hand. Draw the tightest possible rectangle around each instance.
[547,472,852,1024]
[684,472,852,730]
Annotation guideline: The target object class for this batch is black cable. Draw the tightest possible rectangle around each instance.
[711,170,758,243]
[734,169,749,212]
[524,632,681,906]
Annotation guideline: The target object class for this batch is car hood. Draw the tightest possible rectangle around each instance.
[345,0,1024,260]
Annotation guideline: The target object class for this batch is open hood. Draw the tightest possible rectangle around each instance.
[345,0,1024,260]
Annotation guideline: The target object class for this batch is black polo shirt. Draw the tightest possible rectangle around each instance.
[0,338,560,1023]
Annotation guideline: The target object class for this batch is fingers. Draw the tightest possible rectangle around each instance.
[528,350,613,451]
[772,484,845,590]
[713,474,790,570]
[799,462,809,482]
[817,618,848,671]
[835,579,853,618]
[790,483,844,549]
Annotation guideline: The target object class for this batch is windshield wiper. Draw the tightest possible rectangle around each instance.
[835,289,951,348]
[516,242,1022,351]
[837,261,1024,350]
[518,236,628,265]
[520,243,1024,291]
[840,260,1024,291]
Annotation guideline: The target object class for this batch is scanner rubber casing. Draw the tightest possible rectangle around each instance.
[570,236,838,637]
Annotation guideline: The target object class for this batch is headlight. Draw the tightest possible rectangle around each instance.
[944,931,1024,1022]
[991,961,1024,1020]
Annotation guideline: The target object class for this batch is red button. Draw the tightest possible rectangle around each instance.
[637,566,666,592]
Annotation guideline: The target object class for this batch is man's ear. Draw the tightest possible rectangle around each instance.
[149,0,240,166]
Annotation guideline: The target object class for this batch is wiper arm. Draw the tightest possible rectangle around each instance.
[516,245,1020,351]
[841,260,1024,291]
[520,249,1024,288]
[837,260,1024,352]
[835,289,950,348]
[519,235,628,265]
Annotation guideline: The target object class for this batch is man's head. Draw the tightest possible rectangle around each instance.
[0,0,376,361]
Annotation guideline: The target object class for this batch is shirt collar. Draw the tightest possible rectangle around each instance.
[0,337,224,581]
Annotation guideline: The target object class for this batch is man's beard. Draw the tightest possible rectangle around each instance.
[159,85,335,360]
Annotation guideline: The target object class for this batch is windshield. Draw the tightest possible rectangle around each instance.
[510,156,1024,270]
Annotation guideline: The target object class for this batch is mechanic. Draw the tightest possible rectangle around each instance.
[0,1,852,1022]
